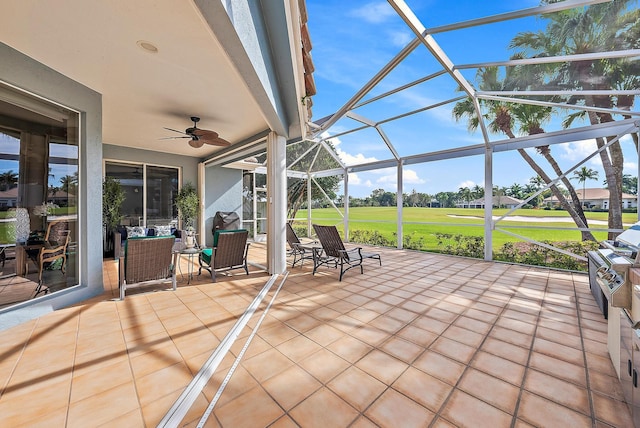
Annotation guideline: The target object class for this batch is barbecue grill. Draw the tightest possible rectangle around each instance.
[588,222,640,319]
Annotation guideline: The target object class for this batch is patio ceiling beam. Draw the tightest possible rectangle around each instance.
[311,167,347,178]
[314,36,422,135]
[318,139,347,169]
[479,90,640,97]
[345,112,400,160]
[424,0,612,35]
[288,141,320,170]
[456,49,640,70]
[319,124,369,141]
[345,111,377,127]
[353,70,447,109]
[282,168,307,179]
[204,130,269,166]
[311,176,344,217]
[327,119,639,175]
[376,126,400,160]
[387,0,476,97]
[377,96,466,125]
[477,94,640,117]
[308,144,322,174]
[402,145,486,166]
[489,118,640,152]
[324,96,465,142]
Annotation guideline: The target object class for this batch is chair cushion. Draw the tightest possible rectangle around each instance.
[213,229,247,247]
[154,225,173,236]
[201,248,213,265]
[126,226,146,238]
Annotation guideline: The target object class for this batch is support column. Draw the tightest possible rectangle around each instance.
[343,169,349,241]
[397,161,403,249]
[307,175,312,237]
[266,132,287,274]
[198,162,205,244]
[484,147,493,261]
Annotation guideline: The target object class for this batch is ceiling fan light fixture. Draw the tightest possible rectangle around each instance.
[189,138,205,148]
[136,40,158,53]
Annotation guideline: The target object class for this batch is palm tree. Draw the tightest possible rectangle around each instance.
[493,186,508,209]
[572,167,599,209]
[453,68,595,240]
[471,184,484,200]
[510,1,638,238]
[509,102,589,222]
[458,187,472,208]
[59,174,78,194]
[508,183,523,200]
[0,170,18,191]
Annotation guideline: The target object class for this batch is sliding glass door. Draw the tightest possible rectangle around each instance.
[0,81,79,306]
[104,162,179,227]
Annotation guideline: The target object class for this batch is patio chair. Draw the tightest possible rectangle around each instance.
[118,236,177,300]
[25,220,71,296]
[199,229,250,282]
[312,224,381,281]
[286,222,317,267]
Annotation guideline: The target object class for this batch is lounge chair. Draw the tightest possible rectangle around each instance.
[118,236,177,300]
[286,222,317,267]
[312,224,381,281]
[199,229,250,282]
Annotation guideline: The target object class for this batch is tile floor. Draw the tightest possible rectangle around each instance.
[0,243,633,427]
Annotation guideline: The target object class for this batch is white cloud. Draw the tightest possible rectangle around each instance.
[457,180,476,189]
[389,31,413,48]
[347,173,374,188]
[375,168,425,189]
[404,169,426,184]
[348,172,361,185]
[624,161,637,174]
[377,174,396,185]
[350,2,396,24]
[322,132,378,166]
[559,140,602,167]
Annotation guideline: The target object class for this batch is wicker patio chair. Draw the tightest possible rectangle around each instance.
[312,224,381,281]
[118,236,177,300]
[286,222,317,267]
[198,229,250,282]
[26,220,71,296]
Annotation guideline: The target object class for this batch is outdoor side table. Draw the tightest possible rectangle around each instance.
[179,247,200,284]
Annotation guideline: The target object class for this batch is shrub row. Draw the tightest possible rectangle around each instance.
[345,228,597,272]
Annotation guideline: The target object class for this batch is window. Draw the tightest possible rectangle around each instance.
[104,161,179,227]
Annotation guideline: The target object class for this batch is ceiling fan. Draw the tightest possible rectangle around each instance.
[162,116,231,148]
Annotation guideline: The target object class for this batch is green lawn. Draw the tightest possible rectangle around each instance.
[295,207,636,251]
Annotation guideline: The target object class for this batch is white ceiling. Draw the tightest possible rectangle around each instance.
[0,0,269,157]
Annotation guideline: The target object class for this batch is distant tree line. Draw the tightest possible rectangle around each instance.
[329,171,638,210]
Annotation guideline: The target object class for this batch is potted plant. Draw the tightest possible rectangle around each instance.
[102,176,125,257]
[175,182,200,248]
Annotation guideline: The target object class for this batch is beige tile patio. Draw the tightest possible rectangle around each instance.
[0,244,631,426]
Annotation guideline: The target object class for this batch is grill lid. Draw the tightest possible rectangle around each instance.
[617,222,640,248]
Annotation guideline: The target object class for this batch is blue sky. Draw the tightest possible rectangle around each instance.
[305,0,638,198]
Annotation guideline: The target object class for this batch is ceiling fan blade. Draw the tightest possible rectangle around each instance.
[189,138,205,148]
[159,136,190,140]
[203,137,231,147]
[164,127,187,135]
[191,129,219,139]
